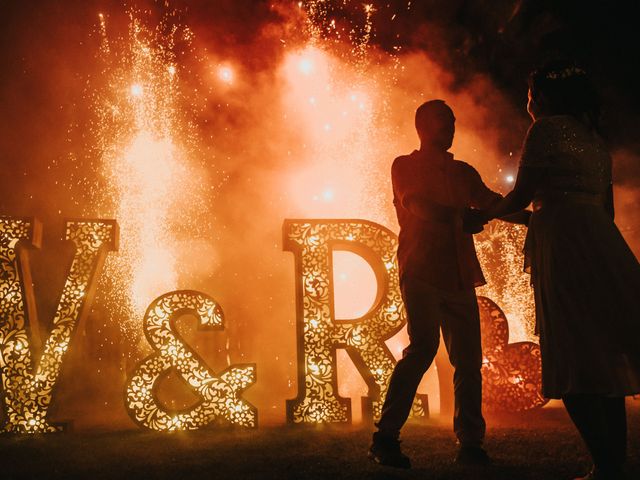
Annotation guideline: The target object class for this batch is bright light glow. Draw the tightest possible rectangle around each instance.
[118,132,179,315]
[321,188,334,201]
[282,45,379,219]
[506,174,515,183]
[217,65,234,84]
[333,251,376,319]
[130,83,143,97]
[299,58,314,75]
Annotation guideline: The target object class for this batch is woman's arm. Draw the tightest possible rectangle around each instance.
[482,166,546,221]
[499,209,532,225]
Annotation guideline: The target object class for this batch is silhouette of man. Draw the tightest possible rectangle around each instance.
[369,100,528,468]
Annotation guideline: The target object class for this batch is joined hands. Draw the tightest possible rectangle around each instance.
[463,208,488,234]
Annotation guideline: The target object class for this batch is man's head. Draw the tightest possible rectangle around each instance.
[415,100,455,150]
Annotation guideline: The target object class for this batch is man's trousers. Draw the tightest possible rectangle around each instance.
[377,276,486,446]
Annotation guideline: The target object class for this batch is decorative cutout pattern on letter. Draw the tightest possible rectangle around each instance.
[0,217,118,433]
[125,290,257,430]
[284,220,426,424]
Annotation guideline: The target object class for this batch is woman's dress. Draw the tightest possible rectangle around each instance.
[520,114,640,399]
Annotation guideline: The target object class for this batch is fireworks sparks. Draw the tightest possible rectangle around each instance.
[477,223,536,342]
[90,11,212,343]
[71,1,535,423]
[281,44,382,219]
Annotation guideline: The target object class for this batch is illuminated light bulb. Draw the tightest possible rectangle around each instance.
[506,175,515,183]
[298,58,314,75]
[376,368,384,375]
[385,261,394,270]
[29,419,36,426]
[15,343,22,351]
[310,319,319,328]
[130,83,143,97]
[167,65,176,76]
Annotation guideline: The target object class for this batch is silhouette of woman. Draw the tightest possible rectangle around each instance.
[476,62,640,480]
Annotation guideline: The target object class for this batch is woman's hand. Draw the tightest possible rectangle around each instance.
[463,208,487,234]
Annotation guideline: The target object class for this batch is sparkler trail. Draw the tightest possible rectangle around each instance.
[89,10,215,347]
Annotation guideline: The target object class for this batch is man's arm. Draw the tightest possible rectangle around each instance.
[468,166,531,225]
[483,166,546,221]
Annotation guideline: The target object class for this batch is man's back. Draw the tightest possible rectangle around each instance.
[392,149,500,291]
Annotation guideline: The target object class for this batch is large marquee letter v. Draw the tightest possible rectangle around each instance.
[0,217,118,433]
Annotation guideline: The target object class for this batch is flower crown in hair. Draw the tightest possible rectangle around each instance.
[545,66,587,79]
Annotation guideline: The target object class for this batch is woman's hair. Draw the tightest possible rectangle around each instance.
[528,60,600,129]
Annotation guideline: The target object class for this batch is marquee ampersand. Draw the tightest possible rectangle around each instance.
[125,290,257,431]
[283,219,427,424]
[0,216,118,433]
[478,296,547,412]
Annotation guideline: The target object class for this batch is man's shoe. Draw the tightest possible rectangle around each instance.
[368,433,411,469]
[454,445,491,466]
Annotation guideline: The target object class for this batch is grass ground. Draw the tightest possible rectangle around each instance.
[0,405,638,480]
